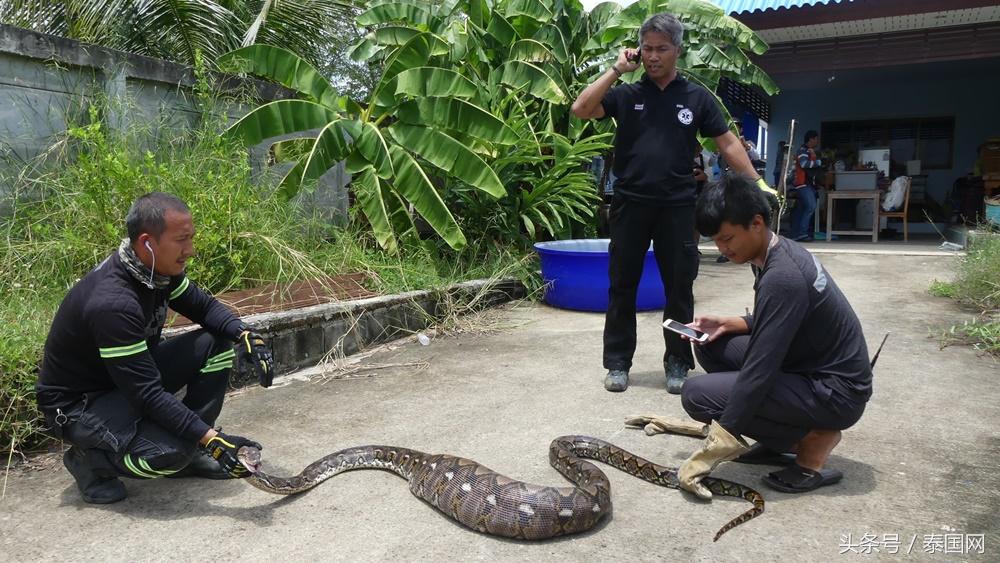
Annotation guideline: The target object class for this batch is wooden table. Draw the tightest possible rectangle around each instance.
[826,190,881,242]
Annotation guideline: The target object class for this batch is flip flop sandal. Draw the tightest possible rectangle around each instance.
[762,464,843,493]
[734,443,797,466]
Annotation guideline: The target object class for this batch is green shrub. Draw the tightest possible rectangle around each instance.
[952,233,1000,311]
[933,233,1000,357]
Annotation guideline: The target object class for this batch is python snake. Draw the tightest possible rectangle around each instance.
[237,435,764,541]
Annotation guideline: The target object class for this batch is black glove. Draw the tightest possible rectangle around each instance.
[238,330,274,388]
[202,432,262,478]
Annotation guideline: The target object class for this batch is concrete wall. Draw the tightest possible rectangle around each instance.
[164,279,528,386]
[0,24,348,222]
[763,61,1000,214]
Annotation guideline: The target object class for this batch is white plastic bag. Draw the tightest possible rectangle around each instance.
[882,176,908,211]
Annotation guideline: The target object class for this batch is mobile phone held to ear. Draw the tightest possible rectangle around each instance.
[663,319,710,343]
[627,51,641,63]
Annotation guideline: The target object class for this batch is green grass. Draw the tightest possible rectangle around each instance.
[931,231,1000,357]
[0,108,538,456]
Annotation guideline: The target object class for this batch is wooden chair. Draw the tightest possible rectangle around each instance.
[879,176,911,241]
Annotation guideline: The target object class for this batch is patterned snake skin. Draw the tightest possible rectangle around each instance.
[237,435,764,541]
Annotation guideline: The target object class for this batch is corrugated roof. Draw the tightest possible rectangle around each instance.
[711,0,851,15]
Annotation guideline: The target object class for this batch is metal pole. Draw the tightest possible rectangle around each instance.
[773,119,796,231]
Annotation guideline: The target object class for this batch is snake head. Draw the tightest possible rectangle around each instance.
[237,446,263,474]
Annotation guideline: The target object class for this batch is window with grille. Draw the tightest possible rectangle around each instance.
[820,117,954,171]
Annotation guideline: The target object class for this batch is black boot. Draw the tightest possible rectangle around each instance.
[63,447,127,504]
[166,449,234,480]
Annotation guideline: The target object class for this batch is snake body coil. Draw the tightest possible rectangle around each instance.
[238,435,764,541]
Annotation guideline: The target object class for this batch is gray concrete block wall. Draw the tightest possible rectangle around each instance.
[0,24,349,224]
[163,279,527,388]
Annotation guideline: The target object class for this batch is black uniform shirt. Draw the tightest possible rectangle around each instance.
[36,252,244,442]
[601,73,729,206]
[719,238,874,436]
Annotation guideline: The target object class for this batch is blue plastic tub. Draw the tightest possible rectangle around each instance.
[533,239,666,312]
[986,198,1000,226]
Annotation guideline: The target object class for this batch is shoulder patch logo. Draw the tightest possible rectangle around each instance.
[677,108,693,125]
[634,103,644,111]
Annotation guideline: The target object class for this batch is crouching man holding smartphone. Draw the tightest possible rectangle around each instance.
[676,173,873,496]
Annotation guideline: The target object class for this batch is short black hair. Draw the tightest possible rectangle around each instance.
[640,12,683,48]
[695,173,772,236]
[126,192,190,241]
[804,130,819,143]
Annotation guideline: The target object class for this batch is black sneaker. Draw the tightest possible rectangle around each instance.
[63,447,127,504]
[166,450,234,480]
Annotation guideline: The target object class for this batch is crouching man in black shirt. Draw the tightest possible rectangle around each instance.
[36,192,274,504]
[677,174,872,496]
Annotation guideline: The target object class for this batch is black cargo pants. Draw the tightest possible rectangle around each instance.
[49,329,234,479]
[603,195,699,371]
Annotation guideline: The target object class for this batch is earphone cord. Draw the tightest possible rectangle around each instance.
[148,247,155,288]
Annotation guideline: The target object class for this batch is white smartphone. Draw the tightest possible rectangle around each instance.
[662,319,709,343]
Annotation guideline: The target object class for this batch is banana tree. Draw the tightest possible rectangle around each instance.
[219,38,518,251]
[351,0,622,139]
[349,0,625,243]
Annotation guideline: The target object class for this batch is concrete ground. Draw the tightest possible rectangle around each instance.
[3,249,998,562]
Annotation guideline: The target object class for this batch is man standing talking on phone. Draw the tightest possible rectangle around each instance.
[571,12,778,394]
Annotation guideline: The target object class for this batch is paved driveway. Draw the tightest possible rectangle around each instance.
[3,251,997,561]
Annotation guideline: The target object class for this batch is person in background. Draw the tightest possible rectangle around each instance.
[789,130,823,242]
[571,12,779,395]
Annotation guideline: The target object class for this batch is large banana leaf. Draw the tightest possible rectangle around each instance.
[373,25,423,46]
[356,1,433,27]
[275,158,307,201]
[300,119,355,188]
[219,44,342,110]
[485,12,519,46]
[370,32,451,111]
[391,67,478,100]
[223,100,340,147]
[387,123,505,198]
[348,34,384,61]
[388,145,467,250]
[509,39,556,63]
[395,98,518,145]
[498,61,566,103]
[355,122,395,179]
[352,166,397,252]
[533,24,569,63]
[504,0,554,21]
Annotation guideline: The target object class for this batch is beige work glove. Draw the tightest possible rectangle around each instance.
[624,414,709,438]
[677,421,749,500]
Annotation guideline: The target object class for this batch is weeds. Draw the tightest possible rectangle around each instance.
[932,231,1000,357]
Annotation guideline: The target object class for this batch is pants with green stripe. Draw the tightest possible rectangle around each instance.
[57,330,234,480]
